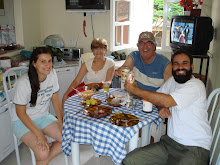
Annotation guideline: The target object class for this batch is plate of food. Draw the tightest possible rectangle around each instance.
[110,112,139,127]
[76,86,95,98]
[86,83,103,91]
[81,98,101,106]
[83,105,112,118]
[106,94,126,107]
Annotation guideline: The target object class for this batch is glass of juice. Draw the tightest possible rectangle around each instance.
[103,82,110,97]
[103,82,110,93]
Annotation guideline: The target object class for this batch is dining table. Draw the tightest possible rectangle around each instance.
[61,88,162,165]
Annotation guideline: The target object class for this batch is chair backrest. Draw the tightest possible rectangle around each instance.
[78,52,94,69]
[206,88,220,164]
[3,67,28,118]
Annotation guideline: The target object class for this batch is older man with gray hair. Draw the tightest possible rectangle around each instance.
[115,31,172,91]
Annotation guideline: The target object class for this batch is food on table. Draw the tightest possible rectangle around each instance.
[106,95,125,107]
[78,89,95,98]
[81,98,101,106]
[87,83,103,91]
[83,105,112,118]
[110,113,139,127]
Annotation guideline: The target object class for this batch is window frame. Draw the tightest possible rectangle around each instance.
[110,0,133,52]
[161,0,180,50]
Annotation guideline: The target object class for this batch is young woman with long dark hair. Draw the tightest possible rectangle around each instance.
[12,47,63,165]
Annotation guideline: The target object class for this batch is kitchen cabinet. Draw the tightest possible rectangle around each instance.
[49,66,79,116]
[0,103,14,162]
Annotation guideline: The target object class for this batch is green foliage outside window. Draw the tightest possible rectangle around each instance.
[153,0,184,22]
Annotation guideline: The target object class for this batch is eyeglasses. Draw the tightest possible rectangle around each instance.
[138,41,154,46]
[94,48,106,51]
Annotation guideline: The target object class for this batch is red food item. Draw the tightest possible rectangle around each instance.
[83,20,87,37]
[68,82,85,97]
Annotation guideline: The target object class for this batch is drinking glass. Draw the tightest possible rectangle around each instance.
[103,82,110,97]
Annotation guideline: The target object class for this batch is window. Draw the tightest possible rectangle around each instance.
[110,0,182,51]
[110,0,132,51]
[110,0,153,51]
[152,0,183,50]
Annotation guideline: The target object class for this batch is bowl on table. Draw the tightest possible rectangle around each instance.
[76,86,96,99]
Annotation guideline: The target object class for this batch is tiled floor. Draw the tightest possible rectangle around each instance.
[0,123,166,165]
[0,143,116,165]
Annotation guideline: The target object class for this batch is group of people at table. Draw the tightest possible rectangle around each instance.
[11,31,212,165]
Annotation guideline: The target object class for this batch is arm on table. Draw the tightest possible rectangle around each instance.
[105,65,115,83]
[124,81,177,108]
[62,63,87,106]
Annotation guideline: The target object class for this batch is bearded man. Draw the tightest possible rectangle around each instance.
[122,49,212,165]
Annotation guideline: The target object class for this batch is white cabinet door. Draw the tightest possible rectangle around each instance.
[0,104,14,162]
[49,66,78,116]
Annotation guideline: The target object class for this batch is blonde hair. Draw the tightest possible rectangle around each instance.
[91,38,108,50]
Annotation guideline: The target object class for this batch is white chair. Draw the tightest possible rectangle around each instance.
[216,152,220,165]
[78,52,94,69]
[206,88,220,165]
[3,66,28,165]
[3,67,68,165]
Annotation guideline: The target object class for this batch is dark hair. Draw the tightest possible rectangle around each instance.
[28,47,53,105]
[171,49,193,64]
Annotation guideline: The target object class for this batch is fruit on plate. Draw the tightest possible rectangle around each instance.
[82,98,101,106]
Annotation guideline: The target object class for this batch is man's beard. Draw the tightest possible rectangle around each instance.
[172,68,192,83]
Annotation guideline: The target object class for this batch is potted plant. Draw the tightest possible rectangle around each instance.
[111,51,120,60]
[46,45,63,62]
[120,52,127,60]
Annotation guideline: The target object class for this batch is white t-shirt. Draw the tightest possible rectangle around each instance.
[84,57,115,84]
[157,76,212,150]
[12,69,59,121]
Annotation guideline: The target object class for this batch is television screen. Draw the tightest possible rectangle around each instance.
[170,16,214,55]
[171,20,194,45]
[66,0,110,12]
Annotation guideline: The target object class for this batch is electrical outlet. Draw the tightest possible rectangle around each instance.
[69,38,74,45]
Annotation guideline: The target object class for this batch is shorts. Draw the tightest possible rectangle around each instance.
[12,113,57,139]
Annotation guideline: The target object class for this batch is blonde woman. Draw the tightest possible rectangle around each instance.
[62,38,115,105]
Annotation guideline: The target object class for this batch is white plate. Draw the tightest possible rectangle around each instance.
[112,91,126,98]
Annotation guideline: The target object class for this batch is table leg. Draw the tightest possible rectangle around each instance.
[141,124,152,147]
[64,154,69,165]
[128,131,139,152]
[71,142,80,165]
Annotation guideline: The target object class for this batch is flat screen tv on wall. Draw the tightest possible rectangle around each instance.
[170,15,214,55]
[65,0,110,12]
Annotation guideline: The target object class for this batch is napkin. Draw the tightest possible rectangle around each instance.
[68,82,85,97]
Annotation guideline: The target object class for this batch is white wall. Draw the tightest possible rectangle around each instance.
[39,0,110,54]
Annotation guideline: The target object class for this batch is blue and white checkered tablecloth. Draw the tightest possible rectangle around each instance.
[61,88,162,164]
